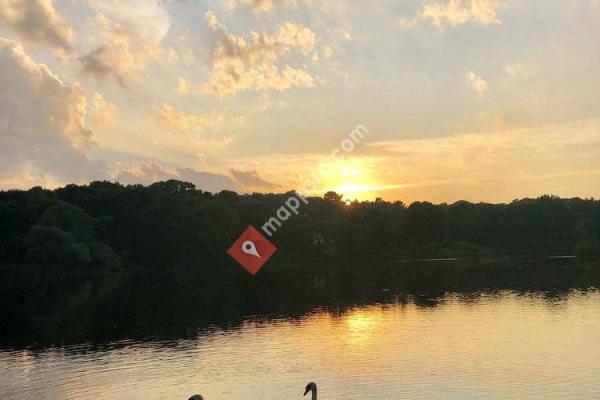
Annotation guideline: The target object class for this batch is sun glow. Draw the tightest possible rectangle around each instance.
[345,311,380,331]
[296,156,409,201]
[308,158,380,201]
[334,183,377,200]
[343,308,384,347]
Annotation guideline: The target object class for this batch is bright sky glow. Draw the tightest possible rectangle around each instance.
[1,0,600,202]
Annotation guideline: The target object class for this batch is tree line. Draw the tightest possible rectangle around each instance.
[1,180,600,271]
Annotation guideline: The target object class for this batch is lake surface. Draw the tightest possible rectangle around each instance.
[2,289,600,400]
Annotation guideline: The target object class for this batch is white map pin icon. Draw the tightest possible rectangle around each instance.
[242,240,260,258]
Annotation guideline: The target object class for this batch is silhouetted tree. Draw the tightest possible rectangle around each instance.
[323,191,343,204]
[38,201,94,242]
[0,200,27,261]
[23,226,91,267]
[404,202,446,243]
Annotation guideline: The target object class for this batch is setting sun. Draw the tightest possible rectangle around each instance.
[306,158,380,201]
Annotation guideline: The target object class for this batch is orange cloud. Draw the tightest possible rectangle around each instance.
[202,11,315,96]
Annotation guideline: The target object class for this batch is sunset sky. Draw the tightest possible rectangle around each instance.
[1,0,600,203]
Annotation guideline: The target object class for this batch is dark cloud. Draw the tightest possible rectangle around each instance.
[78,45,128,88]
[176,167,237,192]
[113,162,237,193]
[229,169,280,190]
[113,163,280,194]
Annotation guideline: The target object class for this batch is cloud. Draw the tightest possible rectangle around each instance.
[153,103,236,158]
[87,92,118,128]
[205,9,223,31]
[176,77,189,94]
[202,11,315,96]
[0,0,73,51]
[468,71,489,92]
[176,167,238,192]
[84,0,170,40]
[112,162,279,193]
[78,7,170,86]
[402,0,503,29]
[504,63,530,79]
[0,38,106,189]
[229,168,280,190]
[240,0,277,12]
[78,45,128,87]
[155,102,226,132]
[112,161,173,185]
[182,50,197,66]
[229,0,298,13]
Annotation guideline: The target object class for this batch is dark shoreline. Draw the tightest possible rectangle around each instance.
[2,259,599,351]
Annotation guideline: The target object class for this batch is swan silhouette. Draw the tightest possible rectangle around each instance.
[304,382,317,399]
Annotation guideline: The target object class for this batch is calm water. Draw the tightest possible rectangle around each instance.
[1,290,600,400]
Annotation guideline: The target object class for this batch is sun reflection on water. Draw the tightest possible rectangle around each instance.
[2,291,600,400]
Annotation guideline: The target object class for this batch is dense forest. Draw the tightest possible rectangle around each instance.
[1,180,600,269]
[2,180,600,346]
